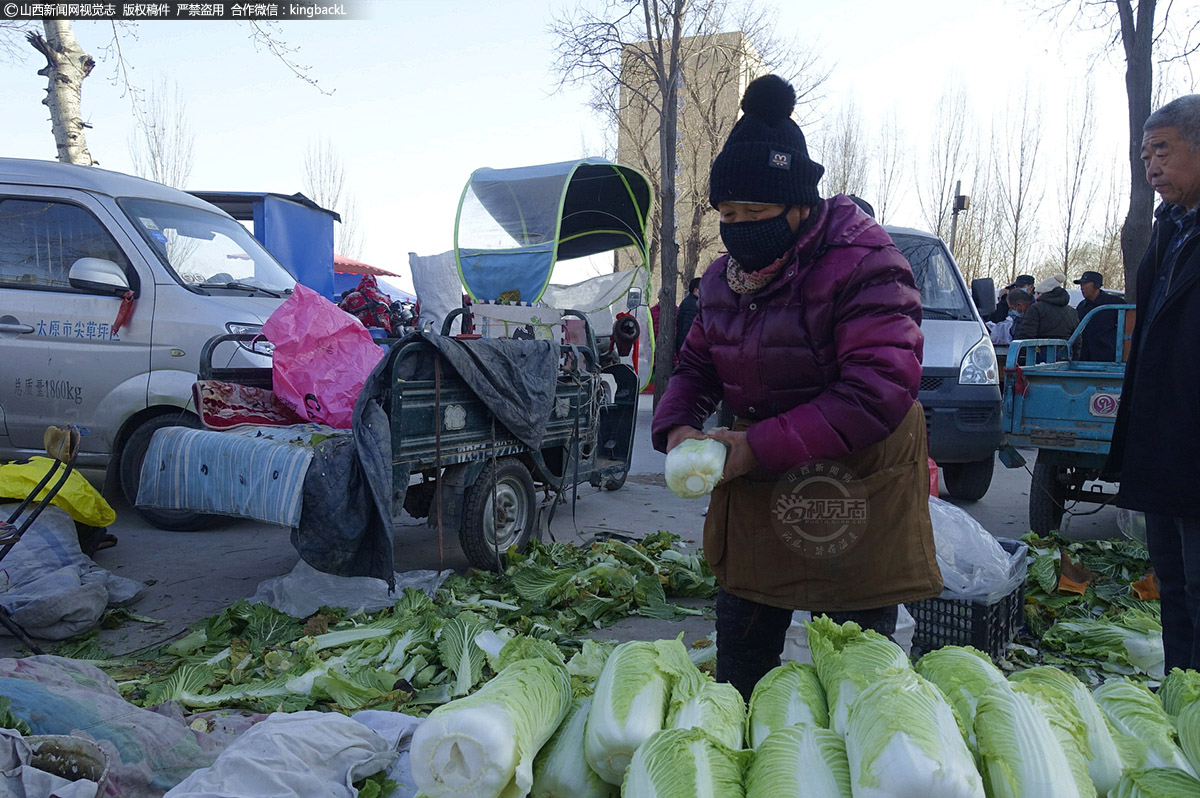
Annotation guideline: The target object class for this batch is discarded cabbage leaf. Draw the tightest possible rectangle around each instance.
[664,438,727,499]
[1043,609,1164,679]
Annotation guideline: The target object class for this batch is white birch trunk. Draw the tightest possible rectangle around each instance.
[28,20,96,166]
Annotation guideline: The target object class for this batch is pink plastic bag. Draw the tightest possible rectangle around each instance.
[262,284,384,428]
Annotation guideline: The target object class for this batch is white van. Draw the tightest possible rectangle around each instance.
[0,158,292,527]
[885,226,1002,500]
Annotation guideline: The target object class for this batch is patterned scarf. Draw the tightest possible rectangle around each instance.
[725,250,793,294]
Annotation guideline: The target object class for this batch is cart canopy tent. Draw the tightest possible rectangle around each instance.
[454,158,653,303]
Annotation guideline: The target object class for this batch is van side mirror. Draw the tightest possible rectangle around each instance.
[69,257,130,296]
[971,278,996,316]
[626,287,642,310]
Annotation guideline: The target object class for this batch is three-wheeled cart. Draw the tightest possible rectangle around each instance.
[132,158,655,572]
[1000,304,1134,534]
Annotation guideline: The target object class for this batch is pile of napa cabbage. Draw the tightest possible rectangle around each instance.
[409,618,1200,798]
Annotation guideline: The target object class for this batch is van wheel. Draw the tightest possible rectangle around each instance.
[120,413,219,532]
[942,456,995,501]
[459,458,536,570]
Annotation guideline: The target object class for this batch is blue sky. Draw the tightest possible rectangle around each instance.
[1,0,1137,291]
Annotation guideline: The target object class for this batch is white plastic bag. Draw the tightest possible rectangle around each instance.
[0,504,143,640]
[929,496,1027,604]
[164,712,395,798]
[1117,508,1147,546]
[251,560,453,618]
[782,605,915,664]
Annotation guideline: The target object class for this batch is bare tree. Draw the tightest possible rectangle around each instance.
[1037,0,1199,300]
[817,99,869,197]
[917,84,971,239]
[302,138,364,260]
[993,83,1045,285]
[1092,157,1129,289]
[551,0,825,402]
[1055,77,1098,275]
[26,21,96,165]
[8,20,326,167]
[873,110,906,225]
[128,77,194,189]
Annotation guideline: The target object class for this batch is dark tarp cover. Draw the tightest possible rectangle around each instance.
[293,332,559,586]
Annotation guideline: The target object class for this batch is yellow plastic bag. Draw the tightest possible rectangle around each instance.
[0,457,116,527]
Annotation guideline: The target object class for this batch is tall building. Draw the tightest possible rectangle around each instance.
[615,31,764,300]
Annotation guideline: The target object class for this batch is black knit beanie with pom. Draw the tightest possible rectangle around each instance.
[708,74,825,209]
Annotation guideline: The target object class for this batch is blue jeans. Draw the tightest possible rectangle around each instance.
[1145,513,1200,671]
[714,589,898,701]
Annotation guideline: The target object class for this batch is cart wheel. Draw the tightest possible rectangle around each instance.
[460,457,537,570]
[603,469,628,491]
[941,455,995,501]
[120,413,219,532]
[1029,453,1066,535]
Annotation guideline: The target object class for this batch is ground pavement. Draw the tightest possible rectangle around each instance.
[0,396,1119,658]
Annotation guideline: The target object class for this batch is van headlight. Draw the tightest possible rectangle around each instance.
[225,322,274,356]
[959,336,998,385]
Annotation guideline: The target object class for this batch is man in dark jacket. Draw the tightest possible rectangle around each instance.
[1107,94,1200,672]
[1074,271,1125,361]
[674,277,701,355]
[1015,275,1078,340]
[988,274,1035,324]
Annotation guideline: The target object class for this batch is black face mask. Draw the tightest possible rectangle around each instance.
[719,209,798,271]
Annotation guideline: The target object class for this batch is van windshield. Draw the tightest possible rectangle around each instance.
[889,232,976,321]
[118,198,295,293]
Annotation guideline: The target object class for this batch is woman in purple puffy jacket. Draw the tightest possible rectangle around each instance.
[652,75,943,699]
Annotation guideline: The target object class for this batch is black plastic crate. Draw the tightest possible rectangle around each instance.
[909,537,1027,661]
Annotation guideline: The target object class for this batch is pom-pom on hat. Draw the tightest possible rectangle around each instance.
[709,74,825,209]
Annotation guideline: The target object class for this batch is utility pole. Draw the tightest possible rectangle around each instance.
[947,180,970,255]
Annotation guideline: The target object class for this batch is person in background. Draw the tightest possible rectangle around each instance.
[675,277,702,355]
[989,288,1032,346]
[1074,270,1124,361]
[1015,273,1077,341]
[1108,94,1200,672]
[652,74,942,700]
[988,274,1035,324]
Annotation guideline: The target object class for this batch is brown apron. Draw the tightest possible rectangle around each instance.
[703,402,942,611]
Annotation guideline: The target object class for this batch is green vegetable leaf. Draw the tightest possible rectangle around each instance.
[437,612,490,697]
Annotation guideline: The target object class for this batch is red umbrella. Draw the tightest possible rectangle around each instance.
[333,254,402,278]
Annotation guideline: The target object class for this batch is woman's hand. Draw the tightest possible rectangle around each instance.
[666,425,705,452]
[705,428,758,484]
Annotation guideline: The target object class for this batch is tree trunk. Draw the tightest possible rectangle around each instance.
[1117,0,1155,303]
[653,87,681,407]
[650,1,686,408]
[27,20,96,166]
